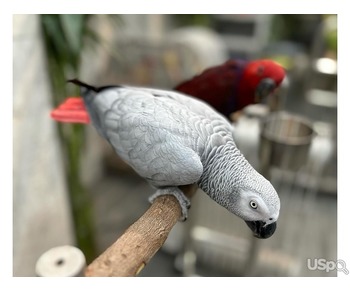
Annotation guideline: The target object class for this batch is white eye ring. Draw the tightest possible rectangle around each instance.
[250,200,258,209]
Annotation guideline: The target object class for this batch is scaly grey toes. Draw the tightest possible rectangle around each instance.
[148,187,191,221]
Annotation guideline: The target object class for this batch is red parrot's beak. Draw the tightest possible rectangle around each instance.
[255,78,276,103]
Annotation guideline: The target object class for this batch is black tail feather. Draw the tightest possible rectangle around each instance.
[67,79,98,92]
[67,78,121,93]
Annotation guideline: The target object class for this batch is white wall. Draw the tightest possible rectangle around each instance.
[13,14,75,276]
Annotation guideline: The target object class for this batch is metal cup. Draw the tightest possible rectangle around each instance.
[259,111,315,174]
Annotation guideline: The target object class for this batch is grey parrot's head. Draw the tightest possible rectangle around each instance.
[226,178,280,239]
[236,187,280,239]
[199,141,280,239]
[207,174,280,238]
[210,165,280,239]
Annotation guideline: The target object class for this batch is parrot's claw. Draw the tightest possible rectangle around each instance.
[149,187,191,221]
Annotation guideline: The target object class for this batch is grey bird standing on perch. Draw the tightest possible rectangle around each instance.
[67,79,280,239]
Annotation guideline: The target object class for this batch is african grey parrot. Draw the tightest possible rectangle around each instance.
[68,79,280,239]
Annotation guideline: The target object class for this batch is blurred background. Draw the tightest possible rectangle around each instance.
[13,14,337,276]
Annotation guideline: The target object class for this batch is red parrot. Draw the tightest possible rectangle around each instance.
[51,59,285,123]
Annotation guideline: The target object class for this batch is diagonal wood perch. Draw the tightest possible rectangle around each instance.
[84,184,198,277]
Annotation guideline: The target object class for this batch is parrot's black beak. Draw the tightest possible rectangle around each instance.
[256,78,276,103]
[245,220,277,239]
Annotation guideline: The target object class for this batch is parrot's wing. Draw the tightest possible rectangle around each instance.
[134,86,235,137]
[173,59,247,117]
[87,87,206,187]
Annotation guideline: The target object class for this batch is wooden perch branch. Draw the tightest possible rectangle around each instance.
[84,184,198,277]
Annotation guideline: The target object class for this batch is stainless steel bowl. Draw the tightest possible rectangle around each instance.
[259,111,315,172]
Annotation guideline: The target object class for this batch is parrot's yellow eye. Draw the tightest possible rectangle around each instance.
[250,200,258,209]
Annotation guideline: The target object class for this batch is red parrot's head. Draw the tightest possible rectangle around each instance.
[241,59,286,104]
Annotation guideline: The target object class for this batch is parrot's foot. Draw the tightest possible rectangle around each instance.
[148,187,191,221]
